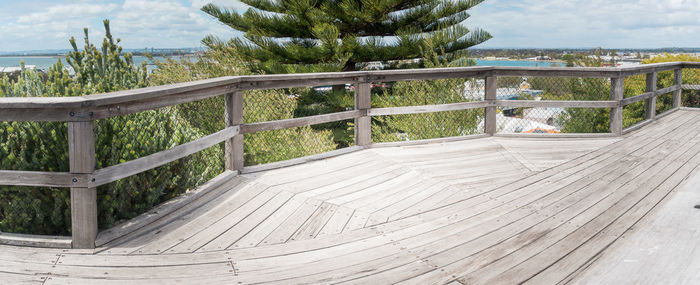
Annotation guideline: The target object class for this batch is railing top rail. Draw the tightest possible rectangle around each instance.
[0,62,693,114]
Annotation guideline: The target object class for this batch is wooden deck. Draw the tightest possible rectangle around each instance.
[2,109,700,284]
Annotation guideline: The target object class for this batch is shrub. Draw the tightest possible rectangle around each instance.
[149,44,337,166]
[0,20,220,235]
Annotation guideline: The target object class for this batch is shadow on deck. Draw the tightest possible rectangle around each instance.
[2,109,700,284]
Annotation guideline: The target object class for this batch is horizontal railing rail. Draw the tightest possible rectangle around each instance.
[0,61,698,249]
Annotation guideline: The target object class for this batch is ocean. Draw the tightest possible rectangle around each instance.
[0,56,175,70]
[475,59,565,67]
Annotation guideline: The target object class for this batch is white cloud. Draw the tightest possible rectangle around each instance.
[17,3,118,24]
[190,0,249,11]
[1,0,699,51]
[107,0,241,47]
[0,0,243,51]
[466,0,700,48]
[0,2,119,50]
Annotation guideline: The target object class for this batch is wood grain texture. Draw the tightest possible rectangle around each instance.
[484,76,497,135]
[620,85,681,106]
[92,126,239,187]
[0,170,86,188]
[68,121,97,249]
[355,82,372,146]
[2,110,700,284]
[225,92,244,171]
[610,77,624,135]
[674,68,683,108]
[645,72,658,120]
[571,166,700,285]
[240,110,360,134]
[368,101,492,116]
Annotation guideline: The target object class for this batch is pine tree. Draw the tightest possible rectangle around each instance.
[201,0,491,73]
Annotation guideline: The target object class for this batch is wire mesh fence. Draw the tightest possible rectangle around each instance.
[494,76,611,134]
[495,107,609,134]
[244,87,355,123]
[372,109,484,142]
[682,68,700,108]
[655,70,677,115]
[0,121,71,235]
[623,101,646,129]
[657,70,675,89]
[622,74,651,128]
[370,78,484,143]
[92,96,225,230]
[242,88,354,166]
[496,76,612,101]
[375,78,483,106]
[656,93,674,115]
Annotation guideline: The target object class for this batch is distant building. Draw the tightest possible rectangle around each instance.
[0,65,36,73]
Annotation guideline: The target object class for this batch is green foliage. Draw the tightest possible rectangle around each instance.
[0,20,220,235]
[554,53,700,133]
[643,53,700,108]
[201,0,491,73]
[536,77,611,133]
[561,54,576,67]
[149,45,337,166]
[372,40,482,142]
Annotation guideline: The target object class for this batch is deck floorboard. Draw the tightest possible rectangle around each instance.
[2,110,700,284]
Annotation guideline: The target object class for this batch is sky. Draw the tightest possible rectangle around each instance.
[0,0,699,52]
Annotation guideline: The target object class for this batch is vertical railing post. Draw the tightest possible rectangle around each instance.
[225,91,244,172]
[610,77,624,136]
[645,72,657,120]
[673,68,683,109]
[484,76,497,135]
[354,81,372,146]
[68,121,97,249]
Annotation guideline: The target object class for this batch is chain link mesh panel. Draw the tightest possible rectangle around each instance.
[657,70,675,89]
[497,76,611,101]
[623,101,646,129]
[95,97,223,169]
[624,74,647,97]
[682,68,700,108]
[93,96,225,230]
[370,78,484,143]
[496,107,609,134]
[0,121,70,235]
[622,74,649,128]
[242,88,353,166]
[656,93,673,115]
[244,87,355,123]
[495,76,611,134]
[375,78,483,106]
[372,109,484,143]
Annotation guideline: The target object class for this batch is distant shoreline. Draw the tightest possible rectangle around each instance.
[0,55,62,58]
[478,58,566,62]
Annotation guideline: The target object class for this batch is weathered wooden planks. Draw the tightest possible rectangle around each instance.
[0,170,85,188]
[225,91,244,172]
[92,126,240,187]
[68,121,98,249]
[610,77,624,135]
[3,106,700,284]
[355,82,372,146]
[484,76,497,135]
[368,101,492,116]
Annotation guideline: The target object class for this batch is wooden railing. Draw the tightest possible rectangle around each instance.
[1,62,699,248]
